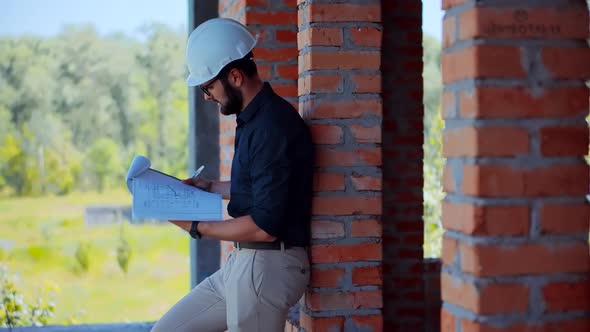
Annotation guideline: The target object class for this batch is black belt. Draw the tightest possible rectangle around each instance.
[234,241,293,250]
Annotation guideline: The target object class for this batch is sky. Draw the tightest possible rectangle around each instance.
[0,0,443,40]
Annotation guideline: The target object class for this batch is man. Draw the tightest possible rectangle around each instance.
[151,18,313,332]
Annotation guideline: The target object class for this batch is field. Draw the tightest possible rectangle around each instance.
[0,190,191,324]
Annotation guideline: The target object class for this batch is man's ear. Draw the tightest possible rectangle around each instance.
[228,68,243,88]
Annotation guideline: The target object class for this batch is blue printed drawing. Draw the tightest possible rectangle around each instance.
[126,156,222,221]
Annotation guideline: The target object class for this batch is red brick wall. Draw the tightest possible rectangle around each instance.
[298,0,383,331]
[217,0,298,262]
[441,1,590,331]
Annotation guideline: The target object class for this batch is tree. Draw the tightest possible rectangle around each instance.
[422,34,444,258]
[86,138,121,192]
[0,24,190,196]
[135,24,186,171]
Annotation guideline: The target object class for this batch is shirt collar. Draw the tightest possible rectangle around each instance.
[237,82,273,125]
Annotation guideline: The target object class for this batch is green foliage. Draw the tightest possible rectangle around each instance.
[422,35,444,258]
[0,23,189,197]
[74,242,91,273]
[86,138,121,192]
[116,223,132,274]
[0,265,56,328]
[0,191,189,324]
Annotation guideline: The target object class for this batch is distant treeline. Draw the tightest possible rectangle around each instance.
[0,24,189,196]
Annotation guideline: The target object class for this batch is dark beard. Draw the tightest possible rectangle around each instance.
[219,78,243,116]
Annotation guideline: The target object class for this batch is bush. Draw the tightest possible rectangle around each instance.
[116,224,132,274]
[74,242,91,273]
[0,265,55,328]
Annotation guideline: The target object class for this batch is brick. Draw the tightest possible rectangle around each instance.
[459,7,589,40]
[245,0,268,7]
[315,147,381,167]
[443,15,455,49]
[540,204,589,235]
[254,47,298,62]
[462,164,589,197]
[275,29,296,43]
[220,135,235,146]
[543,280,590,312]
[284,321,296,332]
[245,11,296,25]
[312,196,381,215]
[300,313,344,332]
[352,266,382,286]
[442,0,466,9]
[308,3,380,22]
[248,28,268,43]
[442,45,524,83]
[542,319,590,332]
[350,174,381,191]
[311,242,382,263]
[351,219,381,237]
[442,274,529,314]
[351,315,383,331]
[443,127,529,157]
[441,236,459,266]
[540,126,589,156]
[309,267,345,287]
[222,0,244,20]
[256,64,271,80]
[441,308,456,331]
[524,164,588,196]
[311,220,345,240]
[298,27,342,47]
[351,74,381,93]
[460,86,589,118]
[272,83,297,98]
[301,99,382,119]
[220,117,236,132]
[350,27,382,47]
[305,290,382,311]
[461,164,524,197]
[276,64,298,80]
[310,124,343,145]
[542,47,590,79]
[350,124,382,143]
[442,201,529,236]
[460,242,590,276]
[462,319,590,332]
[300,51,380,71]
[298,74,343,95]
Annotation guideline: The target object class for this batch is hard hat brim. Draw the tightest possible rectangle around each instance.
[186,74,207,87]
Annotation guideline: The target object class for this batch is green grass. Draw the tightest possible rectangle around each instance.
[0,189,191,324]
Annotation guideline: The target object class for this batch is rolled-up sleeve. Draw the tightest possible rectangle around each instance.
[248,127,290,237]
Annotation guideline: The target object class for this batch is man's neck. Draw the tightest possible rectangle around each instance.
[240,78,265,112]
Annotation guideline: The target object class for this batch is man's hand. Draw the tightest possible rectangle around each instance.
[182,177,212,192]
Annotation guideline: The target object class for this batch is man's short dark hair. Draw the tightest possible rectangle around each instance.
[219,51,257,79]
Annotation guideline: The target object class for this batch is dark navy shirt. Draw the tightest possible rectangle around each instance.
[227,82,313,247]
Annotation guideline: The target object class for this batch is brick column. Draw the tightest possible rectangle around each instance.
[441,1,590,331]
[381,1,431,331]
[217,0,298,260]
[298,1,383,331]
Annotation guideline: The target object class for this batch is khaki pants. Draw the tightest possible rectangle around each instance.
[151,246,309,332]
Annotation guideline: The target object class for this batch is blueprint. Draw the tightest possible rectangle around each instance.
[126,155,222,221]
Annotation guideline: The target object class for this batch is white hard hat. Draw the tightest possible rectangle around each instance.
[186,18,258,87]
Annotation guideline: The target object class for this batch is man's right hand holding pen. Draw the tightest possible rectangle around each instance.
[182,165,231,200]
[182,165,212,192]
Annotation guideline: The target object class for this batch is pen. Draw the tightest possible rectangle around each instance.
[191,165,205,179]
